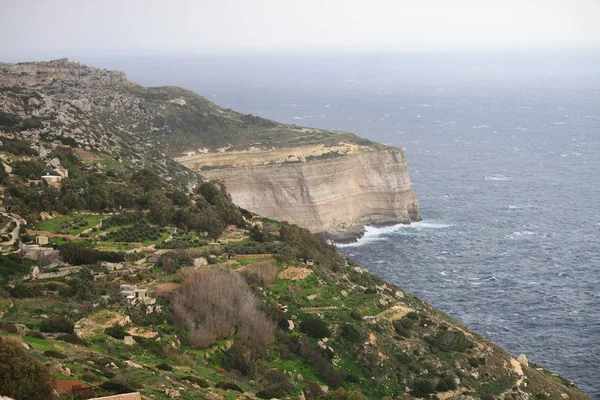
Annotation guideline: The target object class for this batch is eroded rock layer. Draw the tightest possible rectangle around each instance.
[200,148,421,239]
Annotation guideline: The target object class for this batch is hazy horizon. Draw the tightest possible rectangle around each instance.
[2,0,600,61]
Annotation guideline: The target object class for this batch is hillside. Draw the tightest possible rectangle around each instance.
[0,59,420,238]
[0,58,376,157]
[0,59,592,400]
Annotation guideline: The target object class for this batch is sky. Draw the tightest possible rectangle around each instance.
[1,0,600,60]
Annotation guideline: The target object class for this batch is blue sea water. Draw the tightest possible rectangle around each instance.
[88,53,600,397]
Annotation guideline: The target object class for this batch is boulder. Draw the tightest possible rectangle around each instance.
[517,353,529,367]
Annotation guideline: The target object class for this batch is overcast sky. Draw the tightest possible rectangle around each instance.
[1,0,599,60]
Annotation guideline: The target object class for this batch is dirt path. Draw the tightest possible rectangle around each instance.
[0,212,25,247]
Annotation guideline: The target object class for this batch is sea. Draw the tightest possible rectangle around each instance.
[86,52,600,397]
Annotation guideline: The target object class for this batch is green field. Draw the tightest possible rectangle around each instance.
[39,215,104,236]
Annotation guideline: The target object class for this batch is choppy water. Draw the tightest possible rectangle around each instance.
[89,53,600,397]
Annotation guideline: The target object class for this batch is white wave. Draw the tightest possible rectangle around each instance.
[507,231,537,239]
[472,124,491,129]
[507,204,535,210]
[336,221,451,248]
[485,174,510,181]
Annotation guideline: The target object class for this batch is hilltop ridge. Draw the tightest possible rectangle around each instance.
[1,58,420,238]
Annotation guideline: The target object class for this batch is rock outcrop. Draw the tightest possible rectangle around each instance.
[199,148,420,240]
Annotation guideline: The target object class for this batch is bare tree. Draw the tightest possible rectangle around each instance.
[172,268,274,348]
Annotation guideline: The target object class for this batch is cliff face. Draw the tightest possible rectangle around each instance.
[201,148,421,239]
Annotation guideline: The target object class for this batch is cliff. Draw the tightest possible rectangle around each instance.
[1,59,420,238]
[198,148,421,240]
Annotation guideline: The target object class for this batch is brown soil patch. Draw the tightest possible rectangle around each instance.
[302,306,340,313]
[155,282,181,293]
[127,327,158,338]
[235,254,274,260]
[74,148,103,162]
[368,333,377,346]
[278,267,312,281]
[376,305,414,321]
[437,390,463,400]
[75,310,126,338]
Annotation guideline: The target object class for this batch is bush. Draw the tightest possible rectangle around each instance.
[256,369,293,398]
[413,378,435,396]
[171,268,274,348]
[104,323,126,339]
[406,311,419,320]
[299,316,330,339]
[56,334,87,346]
[238,261,278,286]
[180,375,209,387]
[350,309,362,321]
[59,242,100,265]
[304,381,324,400]
[215,381,243,392]
[156,363,173,371]
[393,318,414,338]
[99,380,137,394]
[157,252,193,272]
[436,375,457,391]
[43,349,67,359]
[434,330,471,352]
[319,387,366,399]
[0,322,19,334]
[39,318,74,333]
[0,337,56,399]
[222,336,269,377]
[339,323,361,343]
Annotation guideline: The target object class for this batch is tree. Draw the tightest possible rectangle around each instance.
[0,337,56,400]
[148,190,173,226]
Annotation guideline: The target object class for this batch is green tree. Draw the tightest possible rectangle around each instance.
[148,190,174,226]
[0,337,57,400]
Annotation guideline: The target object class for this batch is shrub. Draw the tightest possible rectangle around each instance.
[406,311,419,320]
[59,242,100,265]
[304,381,324,400]
[156,363,173,371]
[222,336,269,377]
[436,375,457,391]
[256,369,293,398]
[171,268,274,348]
[99,380,137,394]
[238,261,278,286]
[43,350,67,359]
[319,388,366,399]
[350,309,362,321]
[180,376,209,387]
[299,316,330,339]
[434,330,471,352]
[56,334,87,346]
[413,378,435,396]
[340,323,361,343]
[39,318,74,333]
[393,318,414,338]
[215,381,243,392]
[0,323,19,334]
[104,323,126,339]
[157,252,193,272]
[0,337,56,400]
